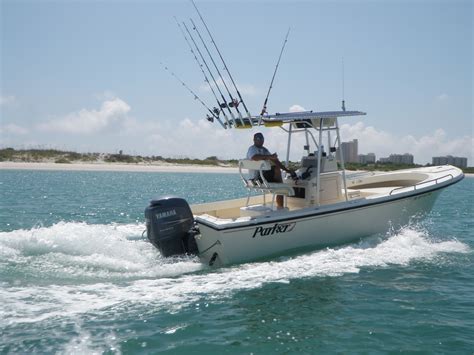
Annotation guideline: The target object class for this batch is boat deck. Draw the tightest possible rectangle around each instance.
[191,188,375,221]
[191,165,463,225]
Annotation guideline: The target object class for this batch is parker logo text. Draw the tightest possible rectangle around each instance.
[252,222,296,238]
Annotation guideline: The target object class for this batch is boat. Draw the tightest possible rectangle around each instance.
[145,2,464,266]
[144,110,464,266]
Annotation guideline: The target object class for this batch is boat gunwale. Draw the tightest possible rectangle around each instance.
[195,171,464,231]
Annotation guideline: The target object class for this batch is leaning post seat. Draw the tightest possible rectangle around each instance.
[238,159,294,209]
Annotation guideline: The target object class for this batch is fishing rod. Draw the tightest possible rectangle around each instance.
[190,18,244,127]
[259,27,291,125]
[161,63,225,129]
[174,16,228,128]
[191,0,252,119]
[182,21,236,127]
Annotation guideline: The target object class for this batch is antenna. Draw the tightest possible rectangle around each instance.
[259,27,291,124]
[341,57,346,112]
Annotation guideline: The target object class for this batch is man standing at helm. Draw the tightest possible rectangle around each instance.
[246,132,293,209]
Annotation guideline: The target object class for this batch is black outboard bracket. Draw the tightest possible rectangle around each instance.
[145,196,199,257]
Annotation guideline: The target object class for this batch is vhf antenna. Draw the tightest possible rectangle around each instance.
[259,27,291,125]
[341,57,346,112]
[191,0,252,120]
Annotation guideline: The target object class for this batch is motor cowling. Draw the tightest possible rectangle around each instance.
[144,196,199,257]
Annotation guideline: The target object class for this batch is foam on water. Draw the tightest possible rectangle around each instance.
[60,318,121,355]
[0,222,203,281]
[0,222,470,326]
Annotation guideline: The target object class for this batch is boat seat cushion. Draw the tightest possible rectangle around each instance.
[266,183,295,196]
[239,159,272,171]
[239,159,294,197]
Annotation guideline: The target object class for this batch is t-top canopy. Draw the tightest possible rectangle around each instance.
[260,110,366,122]
[232,110,366,129]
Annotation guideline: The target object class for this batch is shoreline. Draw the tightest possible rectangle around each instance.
[0,161,240,174]
[1,161,472,177]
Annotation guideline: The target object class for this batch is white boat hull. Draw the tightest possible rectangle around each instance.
[195,188,441,266]
[195,166,464,265]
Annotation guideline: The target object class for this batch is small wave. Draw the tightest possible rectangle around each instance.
[0,222,203,282]
[0,223,469,325]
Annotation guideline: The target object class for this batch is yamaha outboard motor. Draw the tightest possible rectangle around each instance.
[145,196,199,257]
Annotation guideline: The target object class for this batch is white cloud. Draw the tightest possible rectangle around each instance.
[0,123,28,135]
[119,116,162,136]
[0,95,16,106]
[436,93,449,101]
[340,122,473,164]
[140,116,247,159]
[7,99,471,166]
[94,90,118,101]
[37,98,131,134]
[236,83,259,96]
[137,107,472,165]
[289,104,306,112]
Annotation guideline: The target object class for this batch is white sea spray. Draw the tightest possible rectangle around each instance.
[0,222,469,328]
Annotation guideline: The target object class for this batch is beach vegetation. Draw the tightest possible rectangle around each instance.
[343,162,422,171]
[55,158,71,164]
[1,148,472,172]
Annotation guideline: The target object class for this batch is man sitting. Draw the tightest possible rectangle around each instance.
[246,132,294,208]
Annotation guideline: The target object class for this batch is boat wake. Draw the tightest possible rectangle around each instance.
[0,222,203,281]
[0,222,469,325]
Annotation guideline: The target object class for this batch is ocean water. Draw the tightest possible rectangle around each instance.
[0,170,472,354]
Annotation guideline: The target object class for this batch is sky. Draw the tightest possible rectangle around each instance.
[1,0,473,164]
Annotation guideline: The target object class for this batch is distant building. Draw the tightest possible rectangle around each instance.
[338,139,358,163]
[358,153,376,164]
[432,155,468,168]
[378,153,414,165]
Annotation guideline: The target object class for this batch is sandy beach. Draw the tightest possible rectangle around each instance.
[0,161,240,174]
[1,161,471,177]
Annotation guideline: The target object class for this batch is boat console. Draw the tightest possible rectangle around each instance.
[283,153,344,207]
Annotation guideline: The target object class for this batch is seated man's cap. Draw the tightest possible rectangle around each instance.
[254,132,264,139]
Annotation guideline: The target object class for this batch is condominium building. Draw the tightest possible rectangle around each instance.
[358,153,376,164]
[378,153,414,165]
[432,155,468,168]
[338,139,358,163]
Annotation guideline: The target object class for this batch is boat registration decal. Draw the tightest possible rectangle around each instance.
[252,222,296,238]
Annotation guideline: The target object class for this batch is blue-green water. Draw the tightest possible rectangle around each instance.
[1,170,473,354]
